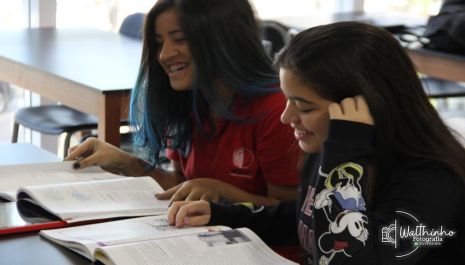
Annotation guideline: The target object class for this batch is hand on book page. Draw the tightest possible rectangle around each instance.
[15,177,169,223]
[93,228,298,265]
[40,215,230,261]
[167,200,211,227]
[0,161,124,202]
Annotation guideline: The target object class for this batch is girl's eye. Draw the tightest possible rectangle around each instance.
[298,108,314,113]
[295,102,315,113]
[173,34,187,42]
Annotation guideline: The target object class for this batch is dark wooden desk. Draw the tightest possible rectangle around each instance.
[407,48,465,83]
[0,234,91,265]
[0,143,90,265]
[0,28,142,146]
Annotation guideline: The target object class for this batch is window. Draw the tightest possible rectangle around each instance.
[364,0,442,17]
[0,1,27,29]
[251,0,336,19]
[56,0,154,31]
[54,0,340,30]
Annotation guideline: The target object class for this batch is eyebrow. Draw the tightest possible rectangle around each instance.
[155,29,184,38]
[288,96,315,104]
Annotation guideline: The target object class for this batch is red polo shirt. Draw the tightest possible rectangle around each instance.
[166,92,299,196]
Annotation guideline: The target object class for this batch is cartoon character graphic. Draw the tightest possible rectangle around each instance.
[314,162,369,265]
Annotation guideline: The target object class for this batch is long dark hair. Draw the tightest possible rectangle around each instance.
[275,22,465,200]
[130,0,278,165]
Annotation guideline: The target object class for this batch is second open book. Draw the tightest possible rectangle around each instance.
[40,215,298,265]
[0,161,169,223]
[18,175,169,223]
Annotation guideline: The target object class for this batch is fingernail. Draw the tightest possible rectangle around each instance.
[73,163,80,169]
[184,217,189,226]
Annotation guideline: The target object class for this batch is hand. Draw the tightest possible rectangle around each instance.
[167,200,211,227]
[328,96,374,125]
[65,137,139,175]
[156,178,224,202]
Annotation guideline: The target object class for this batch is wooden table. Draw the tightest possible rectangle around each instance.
[406,48,465,83]
[0,28,142,146]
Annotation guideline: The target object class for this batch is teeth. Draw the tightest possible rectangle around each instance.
[169,63,187,72]
[295,130,308,137]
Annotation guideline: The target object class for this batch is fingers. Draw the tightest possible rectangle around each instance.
[200,194,212,202]
[183,215,212,227]
[200,193,219,203]
[340,97,357,113]
[328,103,343,120]
[155,185,181,200]
[156,182,218,203]
[354,96,374,125]
[168,185,193,202]
[167,201,211,227]
[354,95,368,112]
[329,96,374,125]
[65,137,97,161]
[72,153,104,169]
[66,145,78,159]
[185,191,204,201]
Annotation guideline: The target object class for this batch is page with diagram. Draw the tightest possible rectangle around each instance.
[16,176,169,223]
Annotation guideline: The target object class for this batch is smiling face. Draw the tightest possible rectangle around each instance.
[155,8,194,91]
[280,68,334,154]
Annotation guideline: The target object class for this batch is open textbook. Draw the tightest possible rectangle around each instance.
[40,215,297,265]
[15,176,169,223]
[0,161,123,202]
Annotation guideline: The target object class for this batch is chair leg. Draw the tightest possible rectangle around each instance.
[63,132,73,158]
[11,122,19,143]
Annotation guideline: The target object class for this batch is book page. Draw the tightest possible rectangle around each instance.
[0,161,123,201]
[95,228,298,265]
[40,215,230,261]
[18,177,169,222]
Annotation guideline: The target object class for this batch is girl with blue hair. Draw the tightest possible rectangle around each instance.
[67,0,299,205]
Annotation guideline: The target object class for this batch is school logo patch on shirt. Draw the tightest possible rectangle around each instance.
[232,148,254,169]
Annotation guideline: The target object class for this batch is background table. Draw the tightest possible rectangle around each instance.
[406,48,465,84]
[0,143,91,265]
[262,13,465,97]
[0,28,142,146]
[0,143,60,165]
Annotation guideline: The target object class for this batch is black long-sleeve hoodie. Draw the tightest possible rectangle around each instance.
[208,120,465,265]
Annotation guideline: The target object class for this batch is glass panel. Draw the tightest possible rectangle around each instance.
[56,0,154,31]
[55,0,336,30]
[251,0,336,19]
[364,0,442,17]
[0,1,27,29]
[0,1,28,143]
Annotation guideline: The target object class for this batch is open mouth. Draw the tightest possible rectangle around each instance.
[294,130,309,140]
[167,63,189,75]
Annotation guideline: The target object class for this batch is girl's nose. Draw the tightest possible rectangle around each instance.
[159,42,178,61]
[281,101,299,125]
